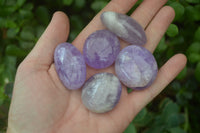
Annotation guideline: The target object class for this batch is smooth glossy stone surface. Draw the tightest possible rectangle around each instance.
[81,73,122,113]
[54,43,86,90]
[83,30,120,69]
[101,11,147,45]
[115,45,158,89]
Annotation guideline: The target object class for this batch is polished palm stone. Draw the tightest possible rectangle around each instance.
[115,45,158,89]
[81,73,122,113]
[83,30,120,69]
[54,43,86,90]
[101,11,147,45]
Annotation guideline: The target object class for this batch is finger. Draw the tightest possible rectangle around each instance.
[126,54,187,119]
[144,6,175,52]
[73,0,138,51]
[131,0,168,29]
[26,11,70,66]
[120,6,175,50]
[119,0,170,49]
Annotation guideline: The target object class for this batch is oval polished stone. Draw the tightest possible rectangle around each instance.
[101,11,147,45]
[54,43,86,90]
[83,30,120,69]
[115,45,158,89]
[81,73,122,113]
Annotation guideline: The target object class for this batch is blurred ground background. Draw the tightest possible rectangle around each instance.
[0,0,200,133]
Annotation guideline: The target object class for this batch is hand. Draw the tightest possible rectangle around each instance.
[7,0,187,133]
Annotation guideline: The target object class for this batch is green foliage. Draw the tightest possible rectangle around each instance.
[187,42,200,63]
[91,1,108,12]
[169,2,185,21]
[195,62,200,82]
[166,24,179,37]
[168,127,186,133]
[185,5,200,21]
[35,6,50,25]
[0,0,200,132]
[124,123,137,133]
[194,26,200,41]
[186,0,200,4]
[125,99,186,133]
[133,108,153,127]
[176,66,187,80]
[156,37,168,52]
[63,0,74,6]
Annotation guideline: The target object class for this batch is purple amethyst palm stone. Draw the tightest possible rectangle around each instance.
[83,30,120,69]
[115,45,158,90]
[54,43,86,90]
[81,73,122,113]
[101,11,147,45]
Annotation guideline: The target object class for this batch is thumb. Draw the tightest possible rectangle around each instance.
[25,11,70,67]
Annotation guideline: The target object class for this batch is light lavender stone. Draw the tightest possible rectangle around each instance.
[81,73,122,113]
[83,30,120,69]
[101,11,147,45]
[54,43,86,90]
[115,45,158,90]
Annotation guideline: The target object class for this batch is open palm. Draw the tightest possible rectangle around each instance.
[7,0,187,133]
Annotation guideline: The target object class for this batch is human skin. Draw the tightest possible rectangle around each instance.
[7,0,187,133]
